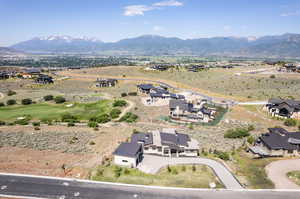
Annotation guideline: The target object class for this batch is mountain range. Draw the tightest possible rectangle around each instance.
[4,33,300,58]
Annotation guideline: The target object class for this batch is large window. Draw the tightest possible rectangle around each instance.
[122,159,128,163]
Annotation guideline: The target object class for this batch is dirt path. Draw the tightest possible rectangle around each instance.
[266,159,300,189]
[113,100,135,121]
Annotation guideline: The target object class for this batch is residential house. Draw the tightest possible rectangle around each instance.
[250,128,300,157]
[35,74,54,84]
[113,128,199,167]
[137,84,155,94]
[150,65,169,71]
[186,65,206,72]
[0,72,9,80]
[169,99,215,123]
[263,98,300,119]
[20,68,41,79]
[95,78,118,87]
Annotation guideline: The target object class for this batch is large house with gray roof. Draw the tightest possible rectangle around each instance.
[250,128,300,157]
[263,98,300,119]
[169,99,216,123]
[113,128,199,167]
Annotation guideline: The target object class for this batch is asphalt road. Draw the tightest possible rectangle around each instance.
[1,173,300,199]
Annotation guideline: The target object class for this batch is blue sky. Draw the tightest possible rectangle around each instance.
[0,0,300,46]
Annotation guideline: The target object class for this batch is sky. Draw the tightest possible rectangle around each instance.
[0,0,300,46]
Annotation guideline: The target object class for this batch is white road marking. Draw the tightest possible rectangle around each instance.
[74,192,80,197]
[59,195,65,199]
[62,182,69,186]
[133,194,138,198]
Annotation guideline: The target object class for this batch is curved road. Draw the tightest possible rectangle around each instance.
[266,159,300,189]
[138,155,242,189]
[1,173,300,199]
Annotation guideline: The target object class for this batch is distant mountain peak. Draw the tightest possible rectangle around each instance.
[32,35,102,42]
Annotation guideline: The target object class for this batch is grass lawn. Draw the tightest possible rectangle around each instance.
[90,164,224,188]
[287,171,300,186]
[231,150,275,189]
[0,100,112,122]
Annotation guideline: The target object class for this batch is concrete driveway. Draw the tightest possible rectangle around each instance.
[266,159,300,189]
[137,155,243,189]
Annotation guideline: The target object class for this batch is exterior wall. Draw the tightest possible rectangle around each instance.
[291,112,300,119]
[114,155,137,168]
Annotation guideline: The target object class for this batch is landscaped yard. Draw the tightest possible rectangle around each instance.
[90,164,224,188]
[0,100,113,122]
[287,171,300,186]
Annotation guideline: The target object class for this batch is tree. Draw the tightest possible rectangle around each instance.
[54,96,66,104]
[88,121,98,128]
[7,90,16,96]
[43,95,54,101]
[110,108,121,119]
[21,98,33,105]
[284,118,297,127]
[6,99,16,106]
[96,114,111,123]
[0,102,5,107]
[224,128,250,139]
[113,100,127,107]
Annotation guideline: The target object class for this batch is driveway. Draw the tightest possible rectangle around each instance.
[137,155,242,189]
[266,159,300,189]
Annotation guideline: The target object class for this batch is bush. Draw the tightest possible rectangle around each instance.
[54,96,66,104]
[96,114,111,123]
[214,150,230,161]
[32,122,40,127]
[110,108,121,119]
[88,121,98,128]
[67,122,75,127]
[270,75,276,79]
[41,118,52,125]
[113,100,127,107]
[43,95,54,101]
[89,141,96,145]
[247,125,255,131]
[128,92,137,96]
[0,121,6,126]
[6,99,16,106]
[119,112,138,123]
[247,136,256,145]
[192,164,196,172]
[7,90,16,96]
[21,98,33,105]
[0,102,5,107]
[14,119,29,125]
[284,118,297,127]
[121,93,127,97]
[224,128,250,139]
[34,127,40,131]
[61,113,78,123]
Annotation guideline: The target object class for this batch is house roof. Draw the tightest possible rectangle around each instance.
[260,128,300,150]
[169,99,189,111]
[137,84,154,90]
[113,142,142,158]
[25,68,41,74]
[268,98,300,111]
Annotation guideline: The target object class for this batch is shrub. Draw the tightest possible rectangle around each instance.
[54,96,66,104]
[247,125,255,131]
[7,90,16,96]
[89,141,96,145]
[128,92,137,96]
[0,121,6,126]
[181,165,186,172]
[167,165,171,173]
[247,136,256,145]
[32,122,40,127]
[61,113,78,123]
[96,114,111,123]
[67,122,75,127]
[14,119,29,125]
[88,121,98,128]
[224,128,250,139]
[270,75,276,79]
[21,98,33,105]
[214,150,230,161]
[41,118,52,125]
[121,93,127,97]
[284,118,297,127]
[171,168,178,175]
[6,99,16,106]
[0,102,5,107]
[114,166,122,178]
[110,108,121,119]
[34,127,40,131]
[192,164,196,172]
[119,112,138,123]
[113,100,127,107]
[43,95,54,101]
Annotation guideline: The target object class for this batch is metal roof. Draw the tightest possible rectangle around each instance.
[113,142,142,158]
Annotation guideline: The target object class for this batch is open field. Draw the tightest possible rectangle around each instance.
[0,100,112,122]
[60,65,300,101]
[90,164,224,188]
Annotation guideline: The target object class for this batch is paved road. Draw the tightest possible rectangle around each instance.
[1,173,300,199]
[137,155,242,189]
[266,159,300,189]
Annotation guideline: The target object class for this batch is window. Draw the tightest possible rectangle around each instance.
[158,147,162,152]
[144,147,149,150]
[288,150,293,154]
[122,159,128,163]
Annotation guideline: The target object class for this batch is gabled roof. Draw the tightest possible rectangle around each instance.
[137,84,154,90]
[260,128,300,150]
[268,98,300,110]
[169,99,189,111]
[113,142,142,158]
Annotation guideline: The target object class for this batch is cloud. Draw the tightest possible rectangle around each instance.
[280,11,300,17]
[123,5,154,16]
[223,25,232,31]
[153,25,164,31]
[153,0,183,7]
[123,0,183,16]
